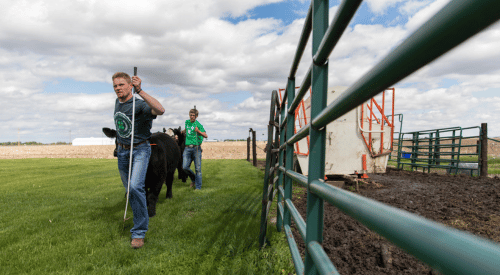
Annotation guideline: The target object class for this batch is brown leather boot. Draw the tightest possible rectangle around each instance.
[131,238,144,249]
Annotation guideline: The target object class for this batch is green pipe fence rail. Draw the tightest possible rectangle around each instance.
[259,0,500,274]
[393,126,483,176]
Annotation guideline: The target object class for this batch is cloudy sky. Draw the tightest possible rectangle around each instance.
[1,0,499,143]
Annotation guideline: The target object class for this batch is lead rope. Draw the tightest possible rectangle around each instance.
[124,67,137,222]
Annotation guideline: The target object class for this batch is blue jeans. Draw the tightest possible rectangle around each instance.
[183,146,202,189]
[117,142,151,239]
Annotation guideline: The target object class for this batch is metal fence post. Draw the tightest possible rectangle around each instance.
[457,128,463,171]
[480,123,488,177]
[435,130,440,166]
[305,0,328,274]
[397,133,403,170]
[272,108,281,232]
[430,133,436,173]
[277,92,286,231]
[411,133,417,171]
[247,136,251,162]
[284,78,296,228]
[252,130,257,167]
[451,130,457,172]
[259,91,280,247]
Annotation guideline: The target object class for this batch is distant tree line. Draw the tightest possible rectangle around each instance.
[223,139,247,142]
[0,141,71,146]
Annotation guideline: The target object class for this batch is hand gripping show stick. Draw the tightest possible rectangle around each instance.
[124,67,138,222]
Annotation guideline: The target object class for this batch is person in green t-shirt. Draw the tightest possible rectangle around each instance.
[182,109,208,190]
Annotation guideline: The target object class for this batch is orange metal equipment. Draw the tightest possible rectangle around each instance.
[278,86,397,177]
[360,88,395,157]
[280,87,395,159]
[361,154,369,178]
[278,87,311,156]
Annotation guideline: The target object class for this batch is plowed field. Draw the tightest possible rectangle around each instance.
[0,141,267,160]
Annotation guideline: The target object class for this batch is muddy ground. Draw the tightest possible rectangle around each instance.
[289,168,500,274]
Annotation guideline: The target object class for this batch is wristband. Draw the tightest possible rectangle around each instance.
[135,88,142,94]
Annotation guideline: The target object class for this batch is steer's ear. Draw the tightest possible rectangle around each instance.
[102,127,117,138]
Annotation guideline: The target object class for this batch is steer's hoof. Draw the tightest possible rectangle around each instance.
[148,209,156,218]
[166,193,173,199]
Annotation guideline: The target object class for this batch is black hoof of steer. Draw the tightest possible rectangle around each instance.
[148,210,156,218]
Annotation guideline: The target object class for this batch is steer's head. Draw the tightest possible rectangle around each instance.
[102,127,118,157]
[171,126,185,150]
[165,127,175,137]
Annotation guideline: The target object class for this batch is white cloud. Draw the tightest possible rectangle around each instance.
[327,24,407,86]
[1,0,499,143]
[365,0,405,14]
[397,20,500,92]
[399,0,433,15]
[405,0,450,32]
[391,85,500,135]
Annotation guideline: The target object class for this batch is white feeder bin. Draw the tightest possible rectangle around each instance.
[293,86,395,177]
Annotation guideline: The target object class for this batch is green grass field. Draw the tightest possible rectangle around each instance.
[0,158,294,274]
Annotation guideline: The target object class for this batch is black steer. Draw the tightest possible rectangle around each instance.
[102,127,180,217]
[170,127,188,183]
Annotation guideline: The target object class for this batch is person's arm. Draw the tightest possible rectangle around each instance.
[132,76,165,115]
[137,90,165,115]
[195,127,208,139]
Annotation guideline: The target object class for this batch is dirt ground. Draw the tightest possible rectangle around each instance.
[0,141,267,160]
[289,168,500,274]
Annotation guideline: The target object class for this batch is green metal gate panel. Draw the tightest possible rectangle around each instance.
[259,0,500,274]
[394,126,482,175]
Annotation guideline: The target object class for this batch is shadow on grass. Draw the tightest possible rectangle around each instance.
[188,191,262,274]
[95,180,191,240]
[93,194,135,237]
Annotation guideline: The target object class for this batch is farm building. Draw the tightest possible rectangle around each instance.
[72,137,115,146]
